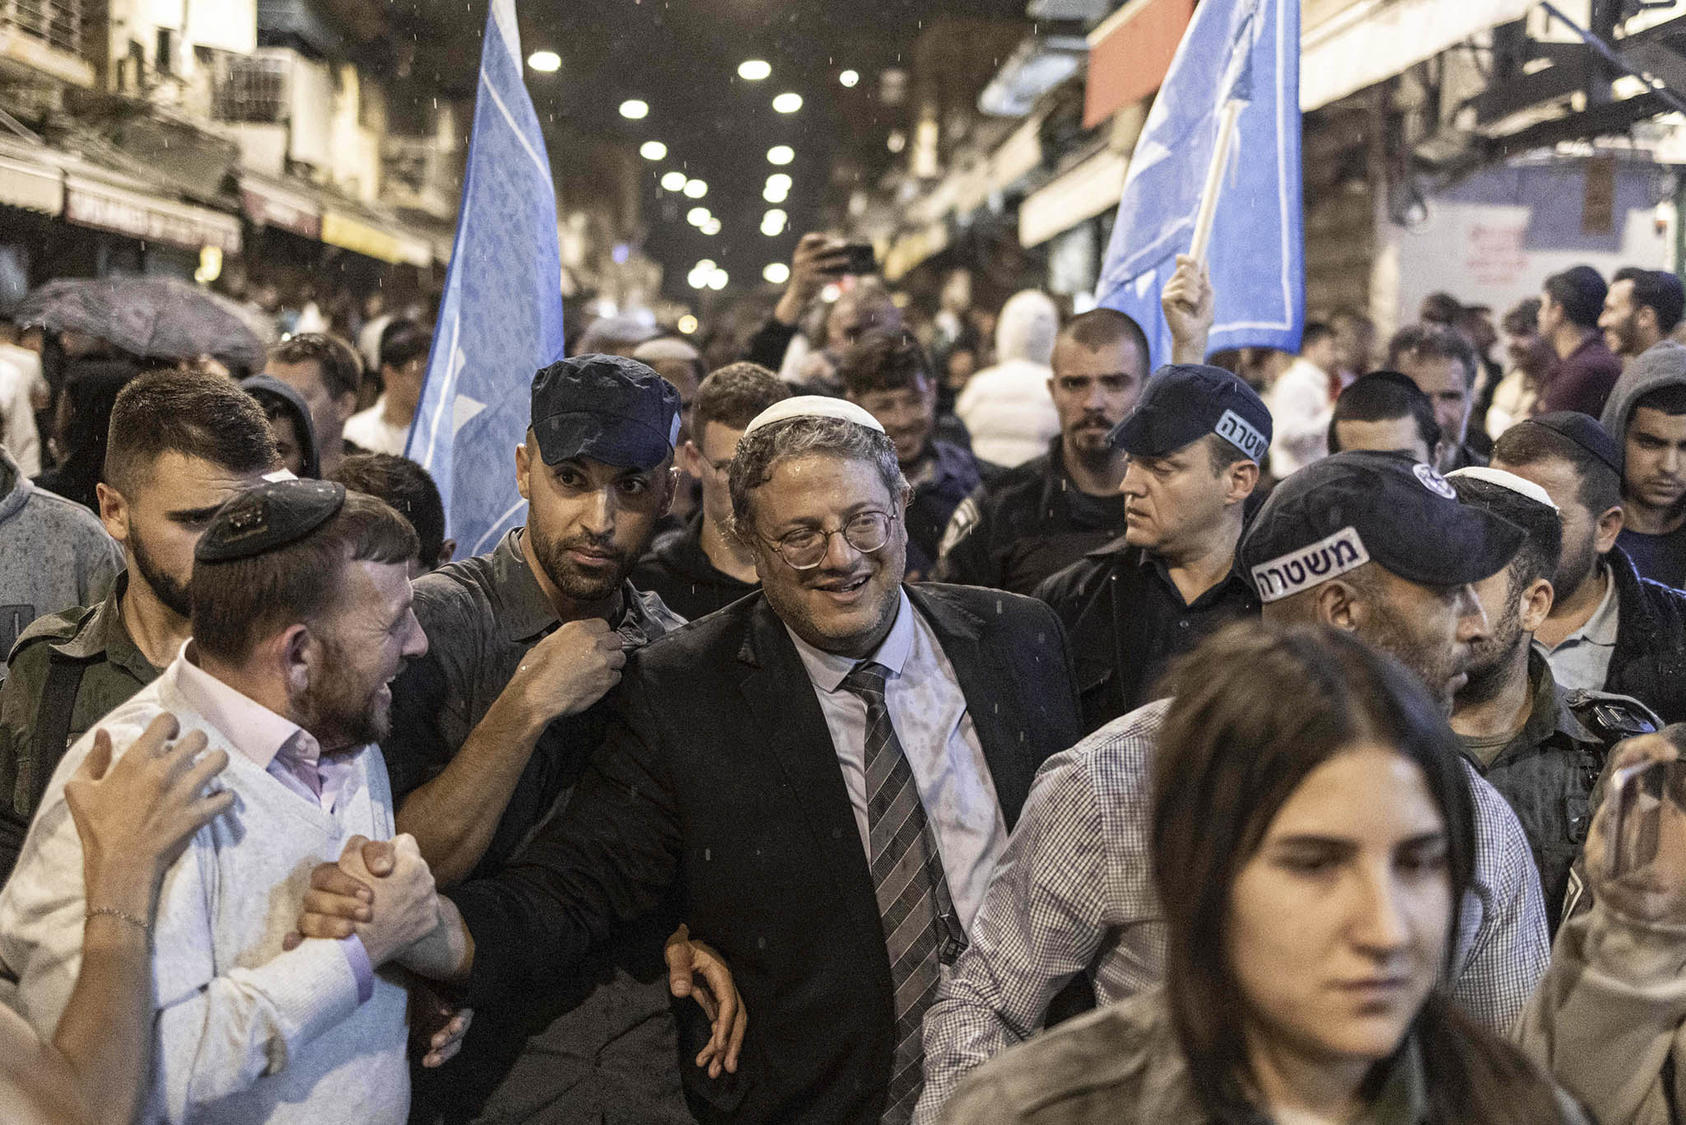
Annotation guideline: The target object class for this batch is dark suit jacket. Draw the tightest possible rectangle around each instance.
[449,583,1082,1124]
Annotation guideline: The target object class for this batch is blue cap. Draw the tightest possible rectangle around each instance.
[1108,364,1272,462]
[1237,451,1524,602]
[530,354,681,470]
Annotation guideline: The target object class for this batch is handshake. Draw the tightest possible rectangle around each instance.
[282,835,747,1078]
[281,834,475,1068]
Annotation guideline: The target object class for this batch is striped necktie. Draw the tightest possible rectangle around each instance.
[840,660,959,1123]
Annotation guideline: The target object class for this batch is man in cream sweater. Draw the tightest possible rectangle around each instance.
[0,479,468,1123]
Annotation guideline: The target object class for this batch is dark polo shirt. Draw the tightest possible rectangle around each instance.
[1034,538,1259,733]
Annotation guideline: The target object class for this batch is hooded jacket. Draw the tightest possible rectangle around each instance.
[1605,544,1686,722]
[955,290,1062,468]
[240,374,320,479]
[1599,339,1686,473]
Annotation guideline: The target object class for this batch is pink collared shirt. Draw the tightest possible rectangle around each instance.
[172,643,376,1002]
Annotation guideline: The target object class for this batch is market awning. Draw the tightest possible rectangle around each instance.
[240,176,322,239]
[63,176,241,253]
[321,210,435,267]
[0,151,61,214]
[1018,146,1129,248]
[1301,0,1536,110]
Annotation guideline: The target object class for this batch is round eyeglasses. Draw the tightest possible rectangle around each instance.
[760,511,897,570]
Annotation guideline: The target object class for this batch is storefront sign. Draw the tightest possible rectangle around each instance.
[64,177,241,253]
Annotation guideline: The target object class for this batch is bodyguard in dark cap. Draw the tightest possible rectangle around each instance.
[382,353,698,1123]
[1494,414,1686,721]
[1035,364,1269,732]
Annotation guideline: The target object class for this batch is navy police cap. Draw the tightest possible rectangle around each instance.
[531,353,681,471]
[1237,451,1525,603]
[196,479,346,563]
[1108,364,1273,462]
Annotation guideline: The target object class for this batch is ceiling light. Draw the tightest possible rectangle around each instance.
[761,208,788,236]
[763,183,789,203]
[687,206,711,226]
[821,283,841,302]
[738,59,771,81]
[683,178,707,199]
[677,314,699,334]
[688,271,708,291]
[764,262,791,284]
[702,218,722,235]
[767,145,794,166]
[639,140,668,161]
[619,99,650,120]
[707,270,729,290]
[839,69,859,88]
[772,92,803,114]
[660,170,687,191]
[887,130,907,153]
[766,173,792,190]
[528,50,561,73]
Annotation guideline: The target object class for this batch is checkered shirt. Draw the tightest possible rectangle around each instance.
[913,698,1552,1123]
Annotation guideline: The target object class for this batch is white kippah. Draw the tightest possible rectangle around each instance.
[632,337,701,364]
[742,395,886,436]
[1446,466,1558,511]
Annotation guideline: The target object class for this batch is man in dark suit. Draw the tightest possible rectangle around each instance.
[295,395,1082,1123]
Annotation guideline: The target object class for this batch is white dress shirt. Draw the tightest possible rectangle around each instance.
[786,590,1009,929]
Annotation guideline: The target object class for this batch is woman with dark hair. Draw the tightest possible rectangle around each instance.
[35,359,139,514]
[941,623,1584,1125]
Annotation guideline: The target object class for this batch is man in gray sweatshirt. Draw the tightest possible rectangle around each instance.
[1601,341,1686,587]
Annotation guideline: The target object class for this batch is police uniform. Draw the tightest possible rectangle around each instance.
[933,438,1131,596]
[1463,648,1659,930]
[1034,365,1272,733]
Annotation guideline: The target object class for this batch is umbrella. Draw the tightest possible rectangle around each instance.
[13,276,270,373]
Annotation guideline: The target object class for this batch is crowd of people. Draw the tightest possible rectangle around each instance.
[0,234,1685,1125]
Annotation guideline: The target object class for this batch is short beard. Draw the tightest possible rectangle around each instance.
[297,632,391,750]
[1458,593,1526,707]
[129,532,192,618]
[1362,598,1461,715]
[530,525,635,604]
[1554,536,1598,603]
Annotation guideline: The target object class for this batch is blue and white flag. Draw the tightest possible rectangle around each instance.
[407,0,564,556]
[1095,0,1303,368]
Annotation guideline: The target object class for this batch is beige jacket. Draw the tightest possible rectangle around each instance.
[1520,904,1686,1124]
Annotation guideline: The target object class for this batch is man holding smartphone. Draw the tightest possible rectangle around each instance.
[742,234,895,377]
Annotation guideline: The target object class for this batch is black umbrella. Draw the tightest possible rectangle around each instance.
[14,276,270,373]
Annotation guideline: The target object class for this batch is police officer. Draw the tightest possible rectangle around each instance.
[1446,466,1659,930]
[0,370,278,880]
[934,308,1149,594]
[1035,365,1270,733]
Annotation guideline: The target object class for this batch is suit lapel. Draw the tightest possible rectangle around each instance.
[906,585,1035,829]
[735,599,887,963]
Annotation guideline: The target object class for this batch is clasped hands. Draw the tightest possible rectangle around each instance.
[287,838,746,1077]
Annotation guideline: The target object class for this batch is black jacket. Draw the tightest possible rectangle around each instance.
[631,513,760,623]
[1607,545,1686,723]
[1034,539,1259,734]
[934,441,1129,596]
[449,584,1083,1124]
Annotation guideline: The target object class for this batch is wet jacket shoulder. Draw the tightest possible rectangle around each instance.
[1606,546,1686,723]
[934,453,1054,588]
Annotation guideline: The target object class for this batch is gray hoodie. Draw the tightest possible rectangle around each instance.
[0,446,123,668]
[1599,340,1686,471]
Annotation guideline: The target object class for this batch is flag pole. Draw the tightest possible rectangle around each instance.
[1189,98,1244,265]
